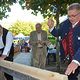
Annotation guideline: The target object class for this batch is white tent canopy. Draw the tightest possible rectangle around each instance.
[15,33,25,37]
[14,33,30,40]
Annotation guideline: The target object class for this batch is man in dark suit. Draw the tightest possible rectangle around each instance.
[47,3,80,80]
[0,25,14,80]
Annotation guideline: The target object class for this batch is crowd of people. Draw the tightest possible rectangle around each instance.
[14,39,31,53]
[0,2,80,80]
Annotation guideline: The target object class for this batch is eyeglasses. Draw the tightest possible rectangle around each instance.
[68,11,80,18]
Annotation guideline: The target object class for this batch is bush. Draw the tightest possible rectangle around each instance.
[48,37,56,44]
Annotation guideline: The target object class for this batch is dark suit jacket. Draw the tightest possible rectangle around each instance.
[51,19,80,62]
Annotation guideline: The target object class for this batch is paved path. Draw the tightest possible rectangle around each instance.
[13,52,32,80]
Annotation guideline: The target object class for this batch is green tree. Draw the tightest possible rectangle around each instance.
[8,20,35,36]
[0,0,16,19]
[19,0,80,18]
[1,0,80,20]
[8,19,52,36]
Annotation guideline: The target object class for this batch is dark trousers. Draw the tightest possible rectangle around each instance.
[68,67,79,80]
[4,73,13,80]
[0,44,14,80]
[4,57,13,80]
[67,59,80,80]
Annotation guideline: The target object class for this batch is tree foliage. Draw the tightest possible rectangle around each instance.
[19,0,80,18]
[8,19,52,36]
[0,0,16,19]
[1,0,80,20]
[8,20,35,36]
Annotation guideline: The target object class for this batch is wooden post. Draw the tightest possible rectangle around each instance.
[0,60,68,80]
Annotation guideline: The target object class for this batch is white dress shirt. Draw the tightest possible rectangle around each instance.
[37,33,42,47]
[0,31,13,55]
[72,21,79,28]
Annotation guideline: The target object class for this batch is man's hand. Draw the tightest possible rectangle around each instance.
[65,62,78,75]
[36,40,41,44]
[47,19,54,28]
[0,55,6,61]
[41,41,46,45]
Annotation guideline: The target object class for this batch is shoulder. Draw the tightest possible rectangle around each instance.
[60,19,71,28]
[8,31,12,35]
[63,19,71,25]
[3,28,12,34]
[3,28,8,32]
[30,31,36,34]
[42,30,47,33]
[3,28,9,36]
[31,31,36,33]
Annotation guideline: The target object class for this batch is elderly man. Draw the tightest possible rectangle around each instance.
[47,3,80,80]
[0,25,14,80]
[29,23,48,69]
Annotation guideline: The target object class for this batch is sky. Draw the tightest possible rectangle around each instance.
[0,3,44,26]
